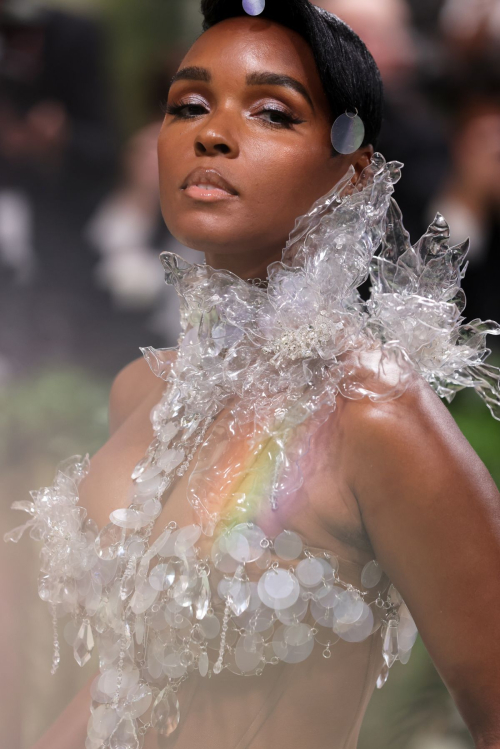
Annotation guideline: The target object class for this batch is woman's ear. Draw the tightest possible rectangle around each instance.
[352,146,374,176]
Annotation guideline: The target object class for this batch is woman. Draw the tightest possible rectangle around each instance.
[7,1,500,748]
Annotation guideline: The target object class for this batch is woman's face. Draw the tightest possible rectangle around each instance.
[158,16,372,271]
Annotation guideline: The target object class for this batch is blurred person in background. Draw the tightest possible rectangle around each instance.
[0,0,120,375]
[428,59,500,326]
[315,0,449,240]
[440,0,500,52]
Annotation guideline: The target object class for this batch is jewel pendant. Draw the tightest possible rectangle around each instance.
[73,620,94,667]
[151,687,181,737]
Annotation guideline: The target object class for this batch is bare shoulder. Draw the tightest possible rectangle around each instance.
[108,353,174,435]
[338,373,497,506]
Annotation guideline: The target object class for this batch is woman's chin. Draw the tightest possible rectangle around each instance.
[167,222,257,257]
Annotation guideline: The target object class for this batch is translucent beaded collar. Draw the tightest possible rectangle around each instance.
[6,153,500,749]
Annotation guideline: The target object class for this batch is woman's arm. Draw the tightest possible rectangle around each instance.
[342,377,500,748]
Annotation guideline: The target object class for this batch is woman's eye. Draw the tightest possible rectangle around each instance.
[164,102,208,119]
[257,108,304,128]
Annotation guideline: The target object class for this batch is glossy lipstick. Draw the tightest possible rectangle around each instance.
[181,168,239,202]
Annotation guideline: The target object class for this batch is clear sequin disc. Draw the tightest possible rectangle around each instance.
[296,557,324,587]
[242,0,265,16]
[331,112,365,155]
[361,559,383,589]
[258,569,300,610]
[274,530,303,561]
[225,523,266,563]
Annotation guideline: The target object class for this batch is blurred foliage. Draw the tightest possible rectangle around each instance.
[0,367,110,470]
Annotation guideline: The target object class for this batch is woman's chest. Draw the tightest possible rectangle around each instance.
[78,387,373,569]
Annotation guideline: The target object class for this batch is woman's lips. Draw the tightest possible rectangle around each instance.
[181,168,239,202]
[183,184,238,201]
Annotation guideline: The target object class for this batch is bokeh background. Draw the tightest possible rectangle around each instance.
[1,0,500,747]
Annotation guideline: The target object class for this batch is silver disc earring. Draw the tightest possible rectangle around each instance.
[331,110,365,155]
[242,0,265,15]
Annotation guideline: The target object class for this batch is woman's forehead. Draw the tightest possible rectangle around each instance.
[179,16,325,97]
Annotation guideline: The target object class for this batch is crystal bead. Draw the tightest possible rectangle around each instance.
[151,688,181,737]
[198,651,209,677]
[195,573,210,620]
[227,566,251,616]
[95,523,126,561]
[376,663,390,689]
[382,619,399,668]
[109,717,140,749]
[73,620,94,667]
[387,584,403,606]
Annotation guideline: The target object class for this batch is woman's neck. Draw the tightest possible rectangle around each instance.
[203,246,284,282]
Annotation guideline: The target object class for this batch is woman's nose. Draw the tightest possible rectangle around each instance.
[194,121,239,157]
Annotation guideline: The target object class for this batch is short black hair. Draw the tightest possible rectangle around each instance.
[200,0,384,151]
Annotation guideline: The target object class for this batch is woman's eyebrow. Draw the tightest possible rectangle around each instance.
[170,66,212,86]
[246,71,315,111]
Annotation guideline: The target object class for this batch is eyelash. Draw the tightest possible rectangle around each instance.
[162,101,304,129]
